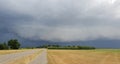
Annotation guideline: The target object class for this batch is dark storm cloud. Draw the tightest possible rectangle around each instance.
[0,0,120,42]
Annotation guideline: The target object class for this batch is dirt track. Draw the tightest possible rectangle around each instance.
[29,49,47,64]
[0,49,40,64]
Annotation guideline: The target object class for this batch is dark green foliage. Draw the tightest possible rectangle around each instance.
[8,39,21,49]
[37,45,95,50]
[0,39,21,50]
[38,45,60,48]
[24,47,35,49]
[0,43,8,50]
[3,42,9,49]
[0,44,5,50]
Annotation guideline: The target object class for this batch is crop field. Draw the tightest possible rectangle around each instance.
[0,50,26,55]
[48,49,120,64]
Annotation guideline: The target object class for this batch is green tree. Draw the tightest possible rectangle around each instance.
[0,43,5,50]
[8,39,21,49]
[3,42,8,49]
[0,42,8,50]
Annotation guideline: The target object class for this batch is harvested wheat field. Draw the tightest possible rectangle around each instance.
[48,49,120,64]
[0,50,26,55]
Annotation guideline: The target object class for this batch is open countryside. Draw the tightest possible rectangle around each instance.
[1,0,120,64]
[0,49,120,64]
[0,39,120,64]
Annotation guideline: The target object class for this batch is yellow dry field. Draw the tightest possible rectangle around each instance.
[7,49,43,64]
[48,49,120,64]
[0,50,26,55]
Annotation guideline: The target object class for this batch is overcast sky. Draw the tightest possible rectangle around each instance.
[0,0,120,42]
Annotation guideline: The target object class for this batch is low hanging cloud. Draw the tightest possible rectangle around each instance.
[0,0,120,42]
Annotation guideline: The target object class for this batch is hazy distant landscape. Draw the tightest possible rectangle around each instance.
[0,39,120,64]
[1,0,120,64]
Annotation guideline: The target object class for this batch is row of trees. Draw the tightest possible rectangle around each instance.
[37,45,95,50]
[0,39,21,50]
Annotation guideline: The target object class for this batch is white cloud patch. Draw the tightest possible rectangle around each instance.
[0,0,120,42]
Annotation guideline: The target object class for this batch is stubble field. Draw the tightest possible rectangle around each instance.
[48,49,120,64]
[0,50,25,55]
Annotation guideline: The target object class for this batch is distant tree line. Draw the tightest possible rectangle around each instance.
[0,39,21,50]
[37,45,95,50]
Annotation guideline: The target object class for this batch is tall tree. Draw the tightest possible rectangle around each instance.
[8,39,21,49]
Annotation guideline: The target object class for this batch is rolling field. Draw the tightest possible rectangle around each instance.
[48,49,120,64]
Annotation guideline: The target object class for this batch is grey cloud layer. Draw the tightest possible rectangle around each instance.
[0,0,120,41]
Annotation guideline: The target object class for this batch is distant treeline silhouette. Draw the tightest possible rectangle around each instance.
[37,45,95,50]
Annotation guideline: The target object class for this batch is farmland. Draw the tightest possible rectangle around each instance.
[48,49,120,64]
[1,49,120,64]
[0,50,26,55]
